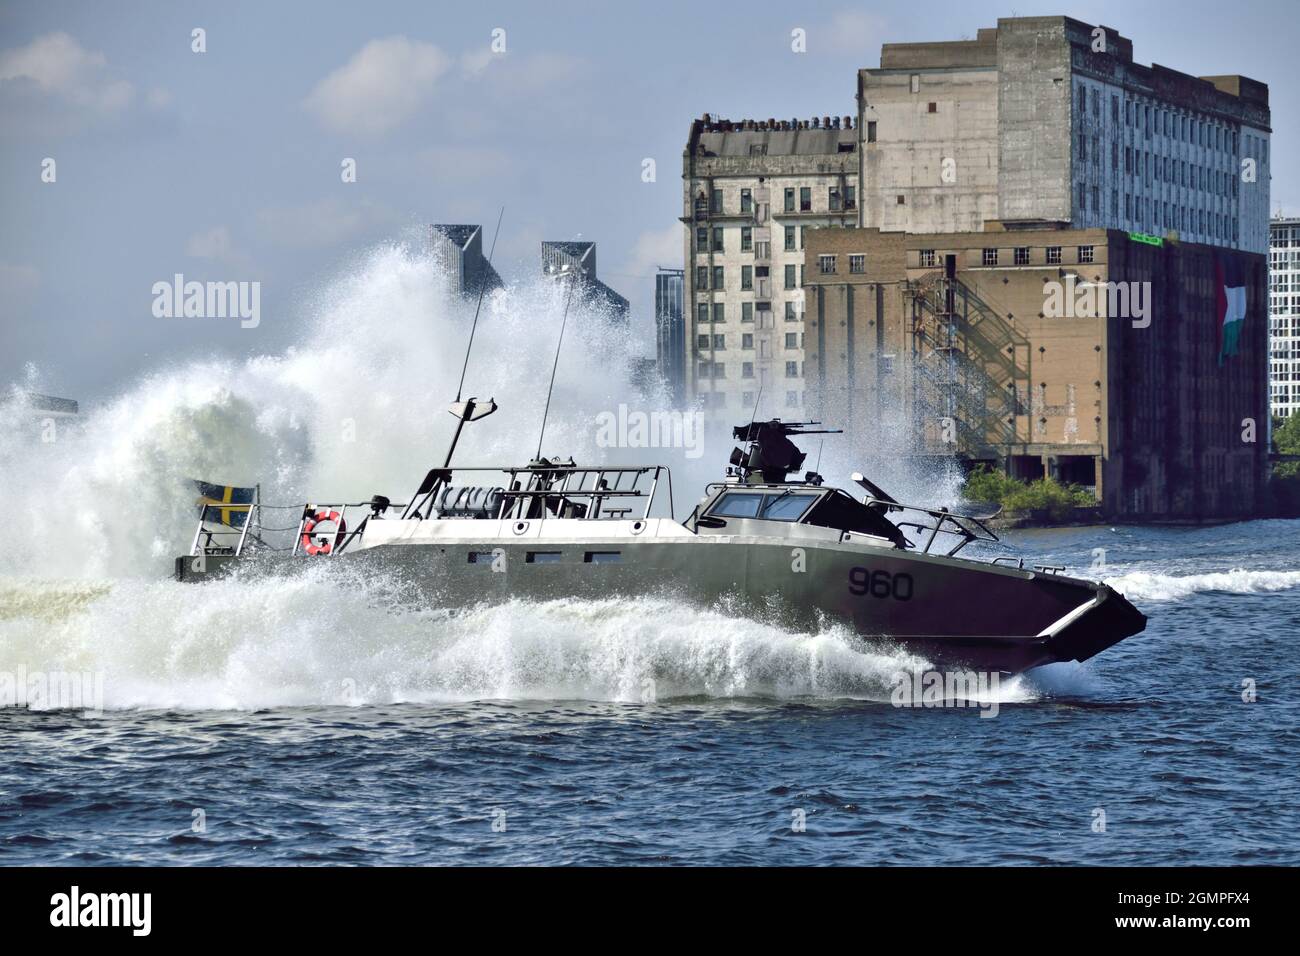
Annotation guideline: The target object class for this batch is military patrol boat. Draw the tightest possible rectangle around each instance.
[179,409,1146,674]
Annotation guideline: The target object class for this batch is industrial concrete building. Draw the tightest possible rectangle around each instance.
[541,241,629,322]
[1270,217,1300,418]
[429,224,503,298]
[858,17,1271,254]
[682,115,859,420]
[804,225,1269,520]
[655,268,686,404]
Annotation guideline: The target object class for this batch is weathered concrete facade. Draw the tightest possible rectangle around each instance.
[682,115,858,420]
[804,226,1268,520]
[858,17,1272,254]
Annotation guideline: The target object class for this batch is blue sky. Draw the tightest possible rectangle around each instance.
[2,0,1295,401]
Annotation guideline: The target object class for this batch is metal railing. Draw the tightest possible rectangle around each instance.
[403,464,674,525]
[859,495,1000,557]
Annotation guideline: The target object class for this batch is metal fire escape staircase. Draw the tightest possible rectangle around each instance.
[904,273,1030,459]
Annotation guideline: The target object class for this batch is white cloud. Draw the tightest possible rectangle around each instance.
[304,36,451,136]
[0,261,40,300]
[256,198,395,249]
[185,225,255,272]
[622,223,686,278]
[823,11,887,56]
[417,145,514,181]
[0,32,133,111]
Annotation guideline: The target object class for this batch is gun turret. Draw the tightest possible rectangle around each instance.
[728,420,841,484]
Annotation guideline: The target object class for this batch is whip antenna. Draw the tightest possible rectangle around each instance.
[454,206,504,403]
[535,265,578,460]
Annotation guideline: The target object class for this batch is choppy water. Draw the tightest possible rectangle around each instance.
[2,240,1295,865]
[1,519,1297,866]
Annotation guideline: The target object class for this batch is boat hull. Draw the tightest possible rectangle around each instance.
[182,526,1144,674]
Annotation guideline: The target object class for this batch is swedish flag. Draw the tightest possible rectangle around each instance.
[194,480,256,528]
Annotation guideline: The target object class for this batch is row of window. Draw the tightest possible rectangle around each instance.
[701,185,856,217]
[698,361,804,380]
[696,390,807,410]
[1091,142,1242,199]
[911,245,1094,269]
[695,301,803,324]
[696,223,829,255]
[815,254,866,275]
[694,263,807,291]
[1079,84,1257,159]
[696,333,805,351]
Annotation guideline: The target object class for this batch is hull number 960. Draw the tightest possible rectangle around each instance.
[848,567,914,601]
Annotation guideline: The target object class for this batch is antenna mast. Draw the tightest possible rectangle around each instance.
[535,265,578,460]
[442,209,505,468]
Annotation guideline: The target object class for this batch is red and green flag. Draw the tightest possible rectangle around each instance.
[1216,257,1246,365]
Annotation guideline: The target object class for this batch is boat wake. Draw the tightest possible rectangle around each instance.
[1105,568,1300,602]
[0,569,1053,711]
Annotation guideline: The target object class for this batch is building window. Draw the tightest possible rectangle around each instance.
[818,254,837,275]
[927,101,937,114]
[713,302,724,323]
[696,227,707,251]
[1046,246,1062,265]
[829,188,842,211]
[784,226,796,251]
[1078,245,1095,264]
[740,227,752,252]
[786,391,799,408]
[695,266,708,289]
[849,254,866,274]
[697,303,709,324]
[1014,247,1030,266]
[867,121,877,143]
[742,333,754,349]
[696,334,709,350]
[982,248,998,266]
[785,301,798,322]
[742,362,754,378]
[785,361,799,378]
[844,185,856,209]
[712,266,724,289]
[785,332,799,349]
[920,249,936,268]
[909,74,920,94]
[713,334,725,350]
[881,354,895,375]
[710,189,722,214]
[800,187,811,212]
[784,264,797,289]
[740,188,752,214]
[784,188,795,212]
[742,302,753,323]
[741,265,753,290]
[712,227,723,252]
[896,195,906,205]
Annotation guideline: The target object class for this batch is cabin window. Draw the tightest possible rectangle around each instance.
[584,552,621,564]
[467,552,497,564]
[709,492,813,522]
[526,551,563,564]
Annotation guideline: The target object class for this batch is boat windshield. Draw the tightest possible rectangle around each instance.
[709,491,815,522]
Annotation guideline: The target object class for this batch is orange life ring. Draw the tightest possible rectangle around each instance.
[301,509,346,555]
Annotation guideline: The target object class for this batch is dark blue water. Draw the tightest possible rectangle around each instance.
[2,520,1297,865]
